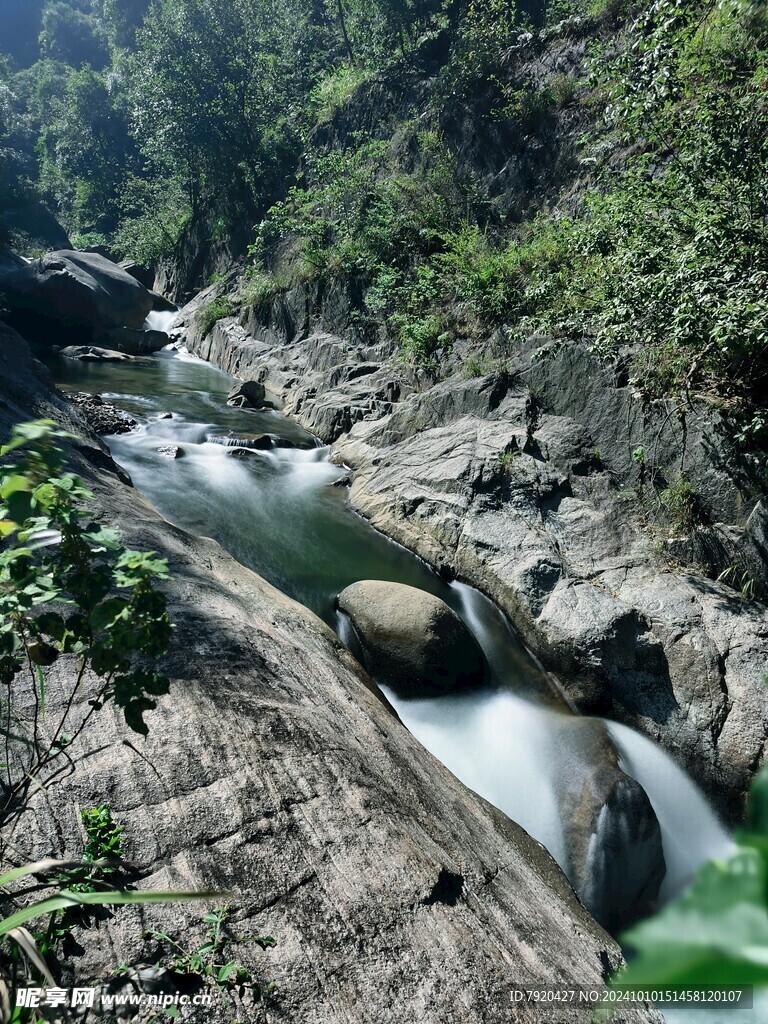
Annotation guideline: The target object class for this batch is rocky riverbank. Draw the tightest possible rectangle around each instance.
[180,280,768,824]
[1,320,666,1022]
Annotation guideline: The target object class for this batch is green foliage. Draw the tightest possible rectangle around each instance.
[38,1,109,69]
[147,906,277,1010]
[112,173,192,264]
[616,756,768,987]
[35,64,139,236]
[125,0,315,222]
[497,448,519,473]
[0,856,214,1023]
[198,296,236,338]
[717,563,759,601]
[449,0,526,93]
[659,475,698,534]
[311,63,371,123]
[255,129,463,368]
[241,271,281,312]
[73,805,125,891]
[0,420,173,834]
[35,806,126,957]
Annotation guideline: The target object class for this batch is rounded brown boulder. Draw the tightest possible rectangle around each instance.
[337,580,484,696]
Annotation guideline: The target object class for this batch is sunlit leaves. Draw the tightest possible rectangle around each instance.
[0,420,173,745]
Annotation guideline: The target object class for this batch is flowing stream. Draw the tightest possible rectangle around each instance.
[50,346,734,966]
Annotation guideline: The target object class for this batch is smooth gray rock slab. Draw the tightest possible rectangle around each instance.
[0,248,154,331]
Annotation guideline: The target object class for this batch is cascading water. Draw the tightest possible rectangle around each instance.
[49,346,735,956]
[144,309,179,334]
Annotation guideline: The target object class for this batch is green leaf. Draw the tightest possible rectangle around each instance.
[5,490,34,526]
[619,849,768,987]
[35,613,66,642]
[90,598,129,631]
[0,858,84,889]
[0,475,32,501]
[0,890,220,935]
[218,963,235,982]
[84,526,122,551]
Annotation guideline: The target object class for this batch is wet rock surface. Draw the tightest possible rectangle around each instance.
[554,718,665,934]
[60,344,137,362]
[156,444,184,459]
[0,320,662,1024]
[178,280,404,443]
[66,391,138,436]
[207,431,274,450]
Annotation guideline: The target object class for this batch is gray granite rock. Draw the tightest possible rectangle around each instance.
[338,580,485,696]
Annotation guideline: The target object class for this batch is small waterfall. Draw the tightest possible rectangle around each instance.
[607,720,734,902]
[49,346,736,943]
[448,580,566,705]
[144,309,178,333]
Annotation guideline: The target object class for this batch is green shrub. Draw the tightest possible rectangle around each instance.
[0,420,173,829]
[147,906,277,1011]
[198,296,236,337]
[311,64,370,123]
[659,475,699,534]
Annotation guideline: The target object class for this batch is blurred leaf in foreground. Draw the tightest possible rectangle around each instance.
[618,760,768,987]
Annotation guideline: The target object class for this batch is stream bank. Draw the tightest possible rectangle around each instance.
[49,344,731,940]
[2,321,669,1024]
[178,285,768,825]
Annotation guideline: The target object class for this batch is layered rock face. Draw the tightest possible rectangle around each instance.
[0,322,661,1022]
[181,285,768,824]
[336,361,768,822]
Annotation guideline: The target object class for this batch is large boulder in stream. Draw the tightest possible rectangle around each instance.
[96,326,170,355]
[0,321,662,1024]
[0,247,154,337]
[338,580,485,696]
[227,378,267,407]
[556,717,665,934]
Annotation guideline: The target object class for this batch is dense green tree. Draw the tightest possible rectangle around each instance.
[99,0,153,48]
[38,0,109,69]
[36,66,137,235]
[126,0,323,219]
